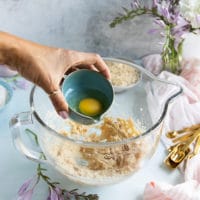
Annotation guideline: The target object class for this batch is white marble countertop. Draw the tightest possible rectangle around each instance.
[0,0,199,199]
[0,81,183,200]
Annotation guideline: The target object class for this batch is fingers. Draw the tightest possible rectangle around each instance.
[49,89,69,119]
[92,54,111,80]
[75,64,98,72]
[72,51,111,80]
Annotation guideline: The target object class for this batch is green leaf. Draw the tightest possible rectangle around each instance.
[122,6,129,13]
[51,182,59,185]
[40,168,47,171]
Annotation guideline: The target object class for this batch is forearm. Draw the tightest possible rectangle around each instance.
[0,32,67,91]
[0,31,46,73]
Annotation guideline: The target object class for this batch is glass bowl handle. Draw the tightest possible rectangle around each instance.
[9,111,47,164]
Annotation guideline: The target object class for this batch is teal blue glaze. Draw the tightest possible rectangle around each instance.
[62,69,114,124]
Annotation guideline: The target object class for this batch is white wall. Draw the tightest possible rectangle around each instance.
[0,0,161,60]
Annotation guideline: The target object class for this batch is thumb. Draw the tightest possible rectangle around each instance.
[49,89,69,119]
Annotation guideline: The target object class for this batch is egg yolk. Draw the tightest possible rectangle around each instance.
[79,98,103,117]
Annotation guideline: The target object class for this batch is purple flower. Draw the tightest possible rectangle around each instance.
[152,0,159,8]
[154,19,166,28]
[17,177,38,200]
[17,189,34,200]
[162,7,170,19]
[14,78,29,90]
[157,2,172,20]
[131,0,142,9]
[65,192,76,200]
[171,15,190,50]
[47,187,64,200]
[148,28,160,34]
[175,15,189,28]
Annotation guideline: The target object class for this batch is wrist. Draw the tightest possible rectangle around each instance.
[0,32,36,72]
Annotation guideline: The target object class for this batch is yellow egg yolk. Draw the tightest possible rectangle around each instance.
[79,98,103,117]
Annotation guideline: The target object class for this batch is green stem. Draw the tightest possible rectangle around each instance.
[110,5,184,74]
[4,74,20,82]
[37,164,57,189]
[110,7,170,28]
[24,129,98,199]
[36,163,99,199]
[161,25,182,74]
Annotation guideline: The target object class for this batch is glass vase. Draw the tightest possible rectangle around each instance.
[162,27,183,74]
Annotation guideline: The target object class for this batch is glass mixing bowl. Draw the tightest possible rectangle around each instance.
[9,58,182,185]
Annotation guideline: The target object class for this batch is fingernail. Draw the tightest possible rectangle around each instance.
[59,111,68,119]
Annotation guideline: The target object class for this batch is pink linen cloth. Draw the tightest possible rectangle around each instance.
[143,154,200,200]
[142,55,200,199]
[143,54,200,142]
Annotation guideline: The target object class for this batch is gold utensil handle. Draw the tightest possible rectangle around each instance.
[187,135,200,159]
[166,124,200,139]
[194,136,200,154]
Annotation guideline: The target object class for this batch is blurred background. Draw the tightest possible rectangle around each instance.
[0,0,162,61]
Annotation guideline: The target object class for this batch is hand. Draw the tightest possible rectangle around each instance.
[25,48,111,119]
[0,32,110,118]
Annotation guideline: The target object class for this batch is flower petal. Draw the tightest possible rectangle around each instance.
[14,79,29,90]
[54,187,62,196]
[17,189,34,200]
[18,179,33,196]
[50,188,59,200]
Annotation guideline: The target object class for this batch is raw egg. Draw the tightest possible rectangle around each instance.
[79,98,103,117]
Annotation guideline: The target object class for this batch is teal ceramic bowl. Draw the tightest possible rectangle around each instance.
[62,69,114,124]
